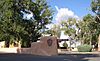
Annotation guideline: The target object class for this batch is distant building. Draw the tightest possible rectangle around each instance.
[59,30,81,48]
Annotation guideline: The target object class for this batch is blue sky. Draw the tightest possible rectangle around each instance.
[47,0,94,23]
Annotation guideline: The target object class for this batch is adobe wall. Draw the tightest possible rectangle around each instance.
[19,36,58,56]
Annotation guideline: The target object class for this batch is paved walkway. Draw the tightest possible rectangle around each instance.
[59,51,100,54]
[0,53,100,61]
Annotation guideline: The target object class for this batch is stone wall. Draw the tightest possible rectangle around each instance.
[19,36,58,56]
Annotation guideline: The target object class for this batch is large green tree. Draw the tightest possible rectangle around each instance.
[61,14,97,45]
[0,0,53,47]
[91,0,100,22]
[77,14,97,45]
[91,0,100,49]
[61,18,77,42]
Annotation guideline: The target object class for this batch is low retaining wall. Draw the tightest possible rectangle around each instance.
[19,36,58,56]
[18,48,31,54]
[0,36,58,56]
[0,48,18,53]
[0,48,31,54]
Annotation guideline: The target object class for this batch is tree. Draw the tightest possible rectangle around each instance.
[91,0,100,49]
[91,0,100,22]
[74,14,100,49]
[44,24,61,38]
[61,14,97,45]
[78,14,97,45]
[61,18,77,38]
[0,0,53,47]
[60,18,78,51]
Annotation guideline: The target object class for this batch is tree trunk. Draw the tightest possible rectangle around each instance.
[69,40,71,51]
[90,40,92,46]
[5,41,9,48]
[98,34,100,51]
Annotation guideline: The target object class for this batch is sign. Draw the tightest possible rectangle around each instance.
[47,39,53,46]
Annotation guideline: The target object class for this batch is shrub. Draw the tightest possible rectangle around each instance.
[77,44,92,52]
[63,42,68,48]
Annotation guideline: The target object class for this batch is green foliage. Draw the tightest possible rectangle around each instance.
[61,14,98,45]
[91,0,100,22]
[61,18,77,39]
[91,0,100,13]
[44,24,61,37]
[0,0,53,47]
[76,14,98,45]
[77,44,92,52]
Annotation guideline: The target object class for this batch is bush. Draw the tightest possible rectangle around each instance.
[63,42,68,48]
[77,44,92,52]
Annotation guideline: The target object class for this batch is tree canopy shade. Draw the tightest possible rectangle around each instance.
[0,0,53,47]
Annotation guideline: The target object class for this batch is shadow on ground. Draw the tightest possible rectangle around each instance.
[0,53,100,61]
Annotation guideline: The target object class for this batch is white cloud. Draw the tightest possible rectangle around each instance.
[55,6,79,23]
